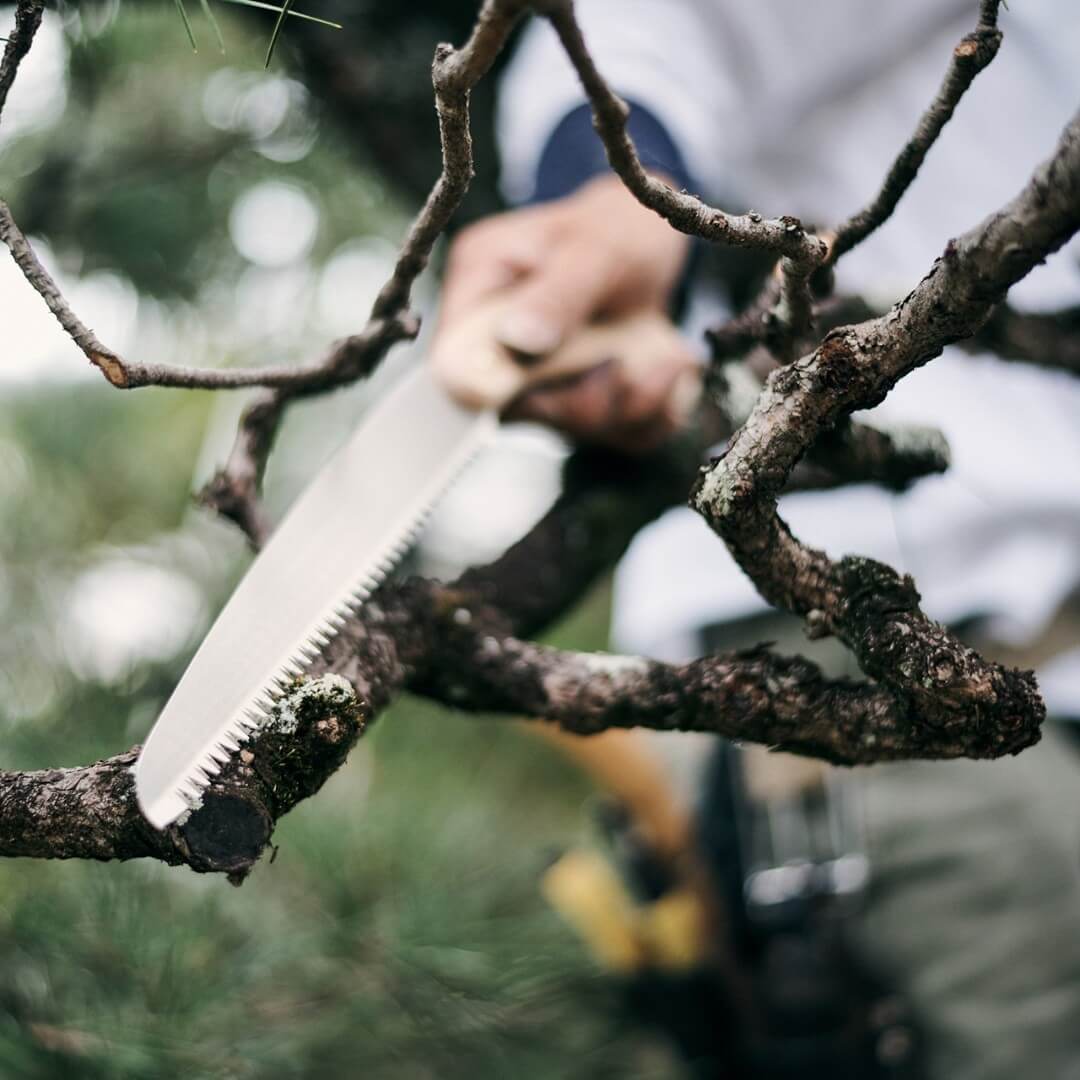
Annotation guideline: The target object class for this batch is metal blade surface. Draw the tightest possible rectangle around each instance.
[135,364,497,829]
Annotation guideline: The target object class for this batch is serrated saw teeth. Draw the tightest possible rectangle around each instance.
[180,780,205,808]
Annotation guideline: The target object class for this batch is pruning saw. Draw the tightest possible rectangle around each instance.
[134,303,696,829]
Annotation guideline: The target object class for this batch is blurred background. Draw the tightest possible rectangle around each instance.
[0,3,685,1075]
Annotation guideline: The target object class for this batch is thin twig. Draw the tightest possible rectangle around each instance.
[707,0,1003,362]
[542,0,825,358]
[828,0,1003,264]
[0,200,131,386]
[199,0,531,541]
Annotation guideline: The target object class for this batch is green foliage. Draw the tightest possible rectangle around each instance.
[3,3,393,298]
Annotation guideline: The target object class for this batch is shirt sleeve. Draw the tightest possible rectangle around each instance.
[530,100,694,205]
[495,0,737,205]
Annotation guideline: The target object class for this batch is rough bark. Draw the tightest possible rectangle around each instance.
[692,106,1080,759]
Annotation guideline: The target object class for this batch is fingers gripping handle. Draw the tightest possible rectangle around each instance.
[431,298,701,419]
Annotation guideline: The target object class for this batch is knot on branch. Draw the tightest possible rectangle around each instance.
[688,453,757,524]
[91,350,129,388]
[431,41,459,88]
[812,330,861,391]
[954,27,1002,65]
[836,555,921,621]
[834,556,1043,756]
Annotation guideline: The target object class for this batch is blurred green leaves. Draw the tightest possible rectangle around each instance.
[3,3,391,299]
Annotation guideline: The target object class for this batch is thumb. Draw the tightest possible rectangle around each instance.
[494,239,617,358]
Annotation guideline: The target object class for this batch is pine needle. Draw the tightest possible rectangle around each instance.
[217,0,342,33]
[264,0,295,67]
[173,0,198,51]
[199,0,226,53]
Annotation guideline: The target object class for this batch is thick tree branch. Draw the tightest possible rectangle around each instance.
[0,672,366,879]
[692,105,1080,756]
[0,382,1041,882]
[813,294,1080,378]
[416,640,1016,765]
[0,585,1022,877]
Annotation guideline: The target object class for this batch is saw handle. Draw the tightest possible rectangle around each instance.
[430,296,701,418]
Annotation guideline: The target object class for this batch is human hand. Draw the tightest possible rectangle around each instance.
[431,174,699,452]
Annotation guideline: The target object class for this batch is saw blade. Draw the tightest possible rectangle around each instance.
[134,364,497,829]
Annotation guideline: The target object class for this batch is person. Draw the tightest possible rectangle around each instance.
[430,2,1080,1076]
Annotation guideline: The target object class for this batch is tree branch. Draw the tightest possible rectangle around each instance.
[542,0,826,360]
[966,302,1080,376]
[803,417,951,493]
[0,0,528,545]
[810,293,1080,378]
[0,580,1022,878]
[705,1,1003,365]
[0,198,131,386]
[707,360,951,494]
[828,0,1002,264]
[197,0,530,543]
[692,104,1080,756]
[0,0,42,125]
